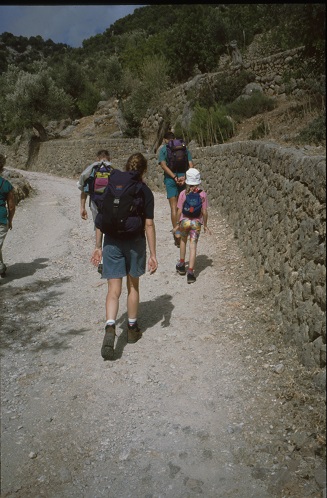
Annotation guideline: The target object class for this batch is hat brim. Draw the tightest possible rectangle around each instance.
[185,179,201,185]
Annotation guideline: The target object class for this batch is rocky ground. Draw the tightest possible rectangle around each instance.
[0,169,325,497]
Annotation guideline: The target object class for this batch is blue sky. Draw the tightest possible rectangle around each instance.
[0,5,146,48]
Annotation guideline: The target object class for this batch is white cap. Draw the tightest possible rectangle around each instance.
[185,168,201,185]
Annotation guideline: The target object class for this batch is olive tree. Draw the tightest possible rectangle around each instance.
[1,63,73,139]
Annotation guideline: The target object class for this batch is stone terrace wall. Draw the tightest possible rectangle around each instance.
[0,138,147,177]
[145,142,326,374]
[31,138,147,177]
[1,138,326,376]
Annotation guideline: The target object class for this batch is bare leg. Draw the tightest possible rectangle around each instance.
[102,278,121,360]
[179,236,187,261]
[168,196,178,229]
[106,278,122,320]
[169,196,180,246]
[126,274,140,319]
[188,239,198,270]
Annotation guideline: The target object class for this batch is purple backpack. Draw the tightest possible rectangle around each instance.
[166,139,189,173]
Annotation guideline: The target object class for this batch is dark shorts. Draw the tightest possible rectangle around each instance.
[101,234,146,279]
[164,174,186,199]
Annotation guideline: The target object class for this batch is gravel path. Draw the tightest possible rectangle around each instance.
[1,170,325,497]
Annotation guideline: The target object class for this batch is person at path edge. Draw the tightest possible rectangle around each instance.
[158,131,193,247]
[90,153,158,360]
[173,168,211,283]
[0,154,16,278]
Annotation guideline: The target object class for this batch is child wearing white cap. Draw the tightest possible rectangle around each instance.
[173,168,211,283]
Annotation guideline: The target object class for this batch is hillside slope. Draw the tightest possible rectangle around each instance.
[60,92,325,155]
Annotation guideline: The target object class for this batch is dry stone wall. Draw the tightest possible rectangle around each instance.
[144,141,326,375]
[1,136,325,377]
[1,138,147,177]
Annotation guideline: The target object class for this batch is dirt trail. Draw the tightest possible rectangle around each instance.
[1,170,325,498]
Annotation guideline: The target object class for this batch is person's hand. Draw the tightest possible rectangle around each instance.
[176,176,185,186]
[8,221,12,230]
[204,226,212,235]
[148,256,158,274]
[91,248,102,267]
[81,208,88,220]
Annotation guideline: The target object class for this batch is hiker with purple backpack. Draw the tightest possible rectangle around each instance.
[158,131,194,248]
[77,149,114,274]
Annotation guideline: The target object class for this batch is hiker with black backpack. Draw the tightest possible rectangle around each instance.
[90,153,158,361]
[158,131,194,248]
[173,168,211,284]
[77,149,114,273]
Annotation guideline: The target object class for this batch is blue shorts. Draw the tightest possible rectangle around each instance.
[164,174,186,199]
[101,234,146,279]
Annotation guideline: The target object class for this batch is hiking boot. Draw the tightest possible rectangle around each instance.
[101,324,116,360]
[174,235,181,248]
[127,322,142,344]
[97,263,103,274]
[172,231,180,247]
[187,271,196,284]
[176,262,186,275]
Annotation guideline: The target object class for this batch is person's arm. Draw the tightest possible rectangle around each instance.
[202,209,212,235]
[78,163,96,219]
[173,207,182,233]
[7,190,15,229]
[160,160,179,182]
[90,228,103,267]
[80,192,88,220]
[187,148,194,169]
[145,219,158,274]
[158,146,178,181]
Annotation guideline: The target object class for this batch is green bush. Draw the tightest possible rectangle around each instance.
[189,103,234,146]
[187,70,256,109]
[294,114,326,145]
[76,83,101,117]
[226,91,276,121]
[249,120,270,140]
[172,120,189,142]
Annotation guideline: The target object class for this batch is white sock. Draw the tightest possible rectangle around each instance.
[128,318,137,326]
[106,319,115,327]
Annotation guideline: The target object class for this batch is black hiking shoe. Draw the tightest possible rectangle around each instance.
[127,322,142,344]
[176,262,186,275]
[187,271,196,284]
[101,324,116,360]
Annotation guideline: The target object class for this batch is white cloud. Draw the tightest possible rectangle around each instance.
[0,5,145,47]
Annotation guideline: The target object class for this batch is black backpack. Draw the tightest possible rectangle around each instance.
[95,169,145,238]
[166,139,189,173]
